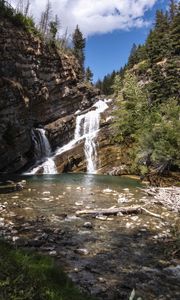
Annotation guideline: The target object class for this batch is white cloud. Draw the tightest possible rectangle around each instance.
[11,0,157,36]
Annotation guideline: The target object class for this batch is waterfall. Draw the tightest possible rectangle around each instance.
[28,100,108,175]
[33,128,51,158]
[74,100,108,173]
[27,128,57,175]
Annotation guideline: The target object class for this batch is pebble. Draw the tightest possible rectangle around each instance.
[131,216,139,221]
[75,201,83,206]
[75,248,89,255]
[96,215,107,221]
[12,236,19,242]
[49,250,57,256]
[98,277,106,283]
[83,222,93,229]
[126,222,132,229]
[42,191,50,195]
[103,188,113,193]
[117,212,123,216]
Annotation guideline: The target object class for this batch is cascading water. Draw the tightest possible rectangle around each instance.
[28,100,108,174]
[33,128,51,158]
[28,128,57,174]
[74,100,108,173]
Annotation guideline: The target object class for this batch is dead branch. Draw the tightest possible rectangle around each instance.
[141,207,163,219]
[76,205,163,219]
[76,206,141,216]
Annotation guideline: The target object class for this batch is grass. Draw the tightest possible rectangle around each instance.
[0,1,39,35]
[0,240,95,300]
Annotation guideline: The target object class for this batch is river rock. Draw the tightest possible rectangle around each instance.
[83,222,93,229]
[74,248,89,255]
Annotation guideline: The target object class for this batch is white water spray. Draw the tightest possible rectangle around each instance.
[28,100,108,174]
[74,100,108,173]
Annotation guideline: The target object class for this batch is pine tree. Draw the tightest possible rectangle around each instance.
[128,43,138,67]
[49,15,60,40]
[146,10,169,63]
[95,79,102,92]
[85,67,93,83]
[72,25,86,77]
[169,2,180,56]
[169,0,178,21]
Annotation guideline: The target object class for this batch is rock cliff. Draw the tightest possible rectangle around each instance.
[0,16,98,173]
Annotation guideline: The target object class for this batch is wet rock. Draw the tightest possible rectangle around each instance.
[74,248,89,255]
[12,236,19,242]
[96,215,107,221]
[164,265,180,279]
[83,222,93,229]
[28,240,44,247]
[75,201,83,206]
[49,250,57,256]
[16,182,24,191]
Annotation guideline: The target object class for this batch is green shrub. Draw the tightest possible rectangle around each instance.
[0,240,96,300]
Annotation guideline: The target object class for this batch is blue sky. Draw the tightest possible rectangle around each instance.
[11,0,170,82]
[85,0,169,82]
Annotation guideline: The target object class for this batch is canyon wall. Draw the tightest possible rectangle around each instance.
[0,16,98,173]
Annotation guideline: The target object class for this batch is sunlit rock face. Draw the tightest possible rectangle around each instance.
[0,16,98,173]
[45,101,133,176]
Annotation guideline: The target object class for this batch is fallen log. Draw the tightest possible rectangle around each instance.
[76,206,141,216]
[76,205,163,219]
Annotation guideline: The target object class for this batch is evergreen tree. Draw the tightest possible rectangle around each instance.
[169,2,180,56]
[49,15,60,40]
[169,0,178,21]
[95,79,102,92]
[146,10,170,63]
[72,25,86,77]
[111,0,180,174]
[85,67,93,83]
[128,43,138,67]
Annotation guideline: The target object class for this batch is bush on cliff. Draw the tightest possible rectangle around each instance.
[0,0,38,34]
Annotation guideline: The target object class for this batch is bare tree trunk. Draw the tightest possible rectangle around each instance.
[39,0,52,36]
[24,0,30,16]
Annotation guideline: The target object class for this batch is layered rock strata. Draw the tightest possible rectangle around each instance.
[0,16,98,172]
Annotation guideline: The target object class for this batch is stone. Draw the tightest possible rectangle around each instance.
[74,248,89,255]
[83,222,93,229]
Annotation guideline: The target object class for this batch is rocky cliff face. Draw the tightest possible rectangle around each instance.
[0,16,98,173]
[52,105,132,176]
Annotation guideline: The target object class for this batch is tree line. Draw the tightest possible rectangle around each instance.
[111,0,180,176]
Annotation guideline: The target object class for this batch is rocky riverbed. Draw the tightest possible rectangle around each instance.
[0,174,180,299]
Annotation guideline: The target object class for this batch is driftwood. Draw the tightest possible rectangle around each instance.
[142,187,180,212]
[76,205,163,219]
[141,207,163,219]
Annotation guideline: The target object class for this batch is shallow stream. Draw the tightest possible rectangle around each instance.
[0,174,179,299]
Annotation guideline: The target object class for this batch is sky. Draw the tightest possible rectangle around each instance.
[11,0,169,81]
